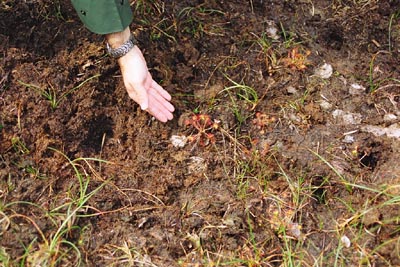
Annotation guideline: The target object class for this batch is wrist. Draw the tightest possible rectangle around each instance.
[106,27,131,48]
[106,27,137,59]
[117,45,138,65]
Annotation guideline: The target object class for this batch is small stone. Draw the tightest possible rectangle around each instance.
[170,135,187,148]
[222,218,235,227]
[319,100,332,110]
[332,109,362,125]
[265,20,280,40]
[349,83,366,95]
[286,85,298,94]
[342,113,362,125]
[362,123,400,139]
[332,109,345,119]
[384,113,397,122]
[288,222,302,239]
[341,235,351,248]
[289,113,301,123]
[343,135,355,144]
[314,63,333,79]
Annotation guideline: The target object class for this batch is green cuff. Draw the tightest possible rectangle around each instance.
[71,0,133,34]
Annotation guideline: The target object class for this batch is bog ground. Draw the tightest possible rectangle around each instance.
[1,0,400,266]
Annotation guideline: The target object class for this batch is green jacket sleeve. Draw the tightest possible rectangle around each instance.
[71,0,133,34]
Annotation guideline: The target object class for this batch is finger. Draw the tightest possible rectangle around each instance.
[147,104,173,122]
[147,103,170,122]
[151,80,172,101]
[147,95,174,122]
[148,87,175,112]
[145,72,153,89]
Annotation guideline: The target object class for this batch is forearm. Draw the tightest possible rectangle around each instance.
[72,1,174,122]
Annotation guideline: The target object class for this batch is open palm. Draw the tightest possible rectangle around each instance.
[118,46,174,122]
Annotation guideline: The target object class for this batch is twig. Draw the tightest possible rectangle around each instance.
[373,83,400,93]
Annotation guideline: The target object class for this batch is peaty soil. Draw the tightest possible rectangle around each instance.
[1,0,400,266]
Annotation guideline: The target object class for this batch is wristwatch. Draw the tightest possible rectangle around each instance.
[106,34,136,58]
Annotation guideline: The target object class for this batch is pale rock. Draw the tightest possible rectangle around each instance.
[265,20,280,40]
[286,85,298,94]
[288,222,302,239]
[314,63,333,79]
[342,113,362,125]
[332,109,345,119]
[170,135,188,148]
[384,113,397,122]
[361,123,400,139]
[289,113,301,123]
[341,235,351,248]
[349,83,366,95]
[319,100,332,110]
[343,135,355,144]
[332,109,362,125]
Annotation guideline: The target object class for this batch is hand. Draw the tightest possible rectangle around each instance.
[118,46,174,122]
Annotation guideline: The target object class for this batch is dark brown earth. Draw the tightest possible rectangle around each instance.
[1,0,400,266]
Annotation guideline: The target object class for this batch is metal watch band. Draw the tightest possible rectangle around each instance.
[106,34,136,59]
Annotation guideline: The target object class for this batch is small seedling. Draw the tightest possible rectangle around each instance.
[367,53,380,92]
[178,6,225,38]
[254,32,272,52]
[280,22,301,48]
[221,75,259,108]
[184,114,219,146]
[388,10,400,52]
[0,246,10,266]
[19,74,100,109]
[11,137,29,154]
[37,0,65,21]
[219,75,259,126]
